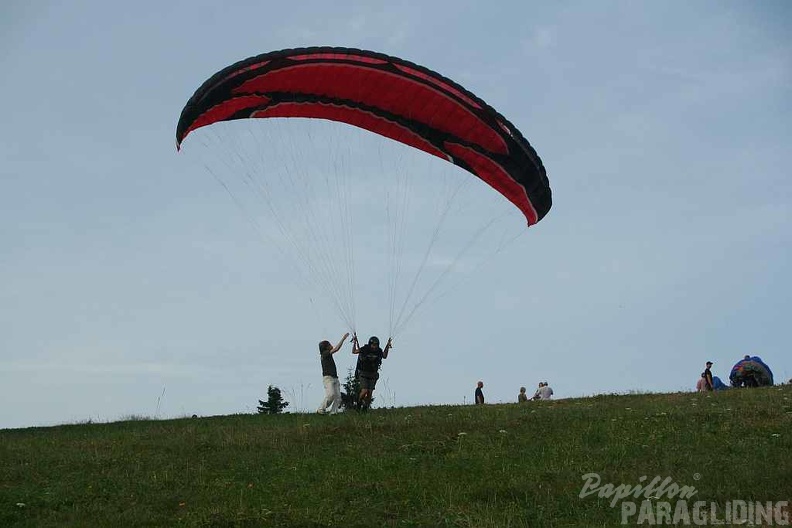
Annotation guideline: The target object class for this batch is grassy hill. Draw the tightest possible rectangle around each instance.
[2,386,790,527]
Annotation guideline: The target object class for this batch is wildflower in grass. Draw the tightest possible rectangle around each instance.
[456,432,467,452]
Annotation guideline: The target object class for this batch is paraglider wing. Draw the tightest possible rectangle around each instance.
[729,356,774,387]
[176,46,551,225]
[712,376,728,390]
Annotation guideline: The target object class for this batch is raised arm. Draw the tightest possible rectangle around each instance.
[382,337,393,359]
[331,332,350,354]
[351,333,360,355]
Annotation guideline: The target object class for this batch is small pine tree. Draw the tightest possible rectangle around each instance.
[340,368,374,411]
[257,385,289,414]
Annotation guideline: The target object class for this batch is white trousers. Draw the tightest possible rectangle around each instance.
[318,375,341,414]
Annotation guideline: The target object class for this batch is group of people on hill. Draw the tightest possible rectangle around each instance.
[528,382,554,401]
[316,332,392,414]
[316,339,781,414]
[474,380,554,405]
[696,361,719,392]
[696,355,776,391]
[316,341,781,413]
[316,333,557,413]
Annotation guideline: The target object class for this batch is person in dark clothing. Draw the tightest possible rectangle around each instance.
[352,334,391,411]
[316,332,349,414]
[703,361,714,391]
[475,381,485,405]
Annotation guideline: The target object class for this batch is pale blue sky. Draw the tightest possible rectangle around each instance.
[1,1,790,428]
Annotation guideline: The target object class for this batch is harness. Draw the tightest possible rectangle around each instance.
[357,347,382,373]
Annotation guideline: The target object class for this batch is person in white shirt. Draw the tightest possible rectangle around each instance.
[316,332,349,414]
[532,381,554,400]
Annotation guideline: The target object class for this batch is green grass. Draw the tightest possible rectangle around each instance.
[2,386,791,527]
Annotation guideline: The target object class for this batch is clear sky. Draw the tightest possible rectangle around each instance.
[2,1,790,429]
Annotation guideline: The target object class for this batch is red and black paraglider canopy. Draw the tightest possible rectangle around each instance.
[176,46,551,225]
